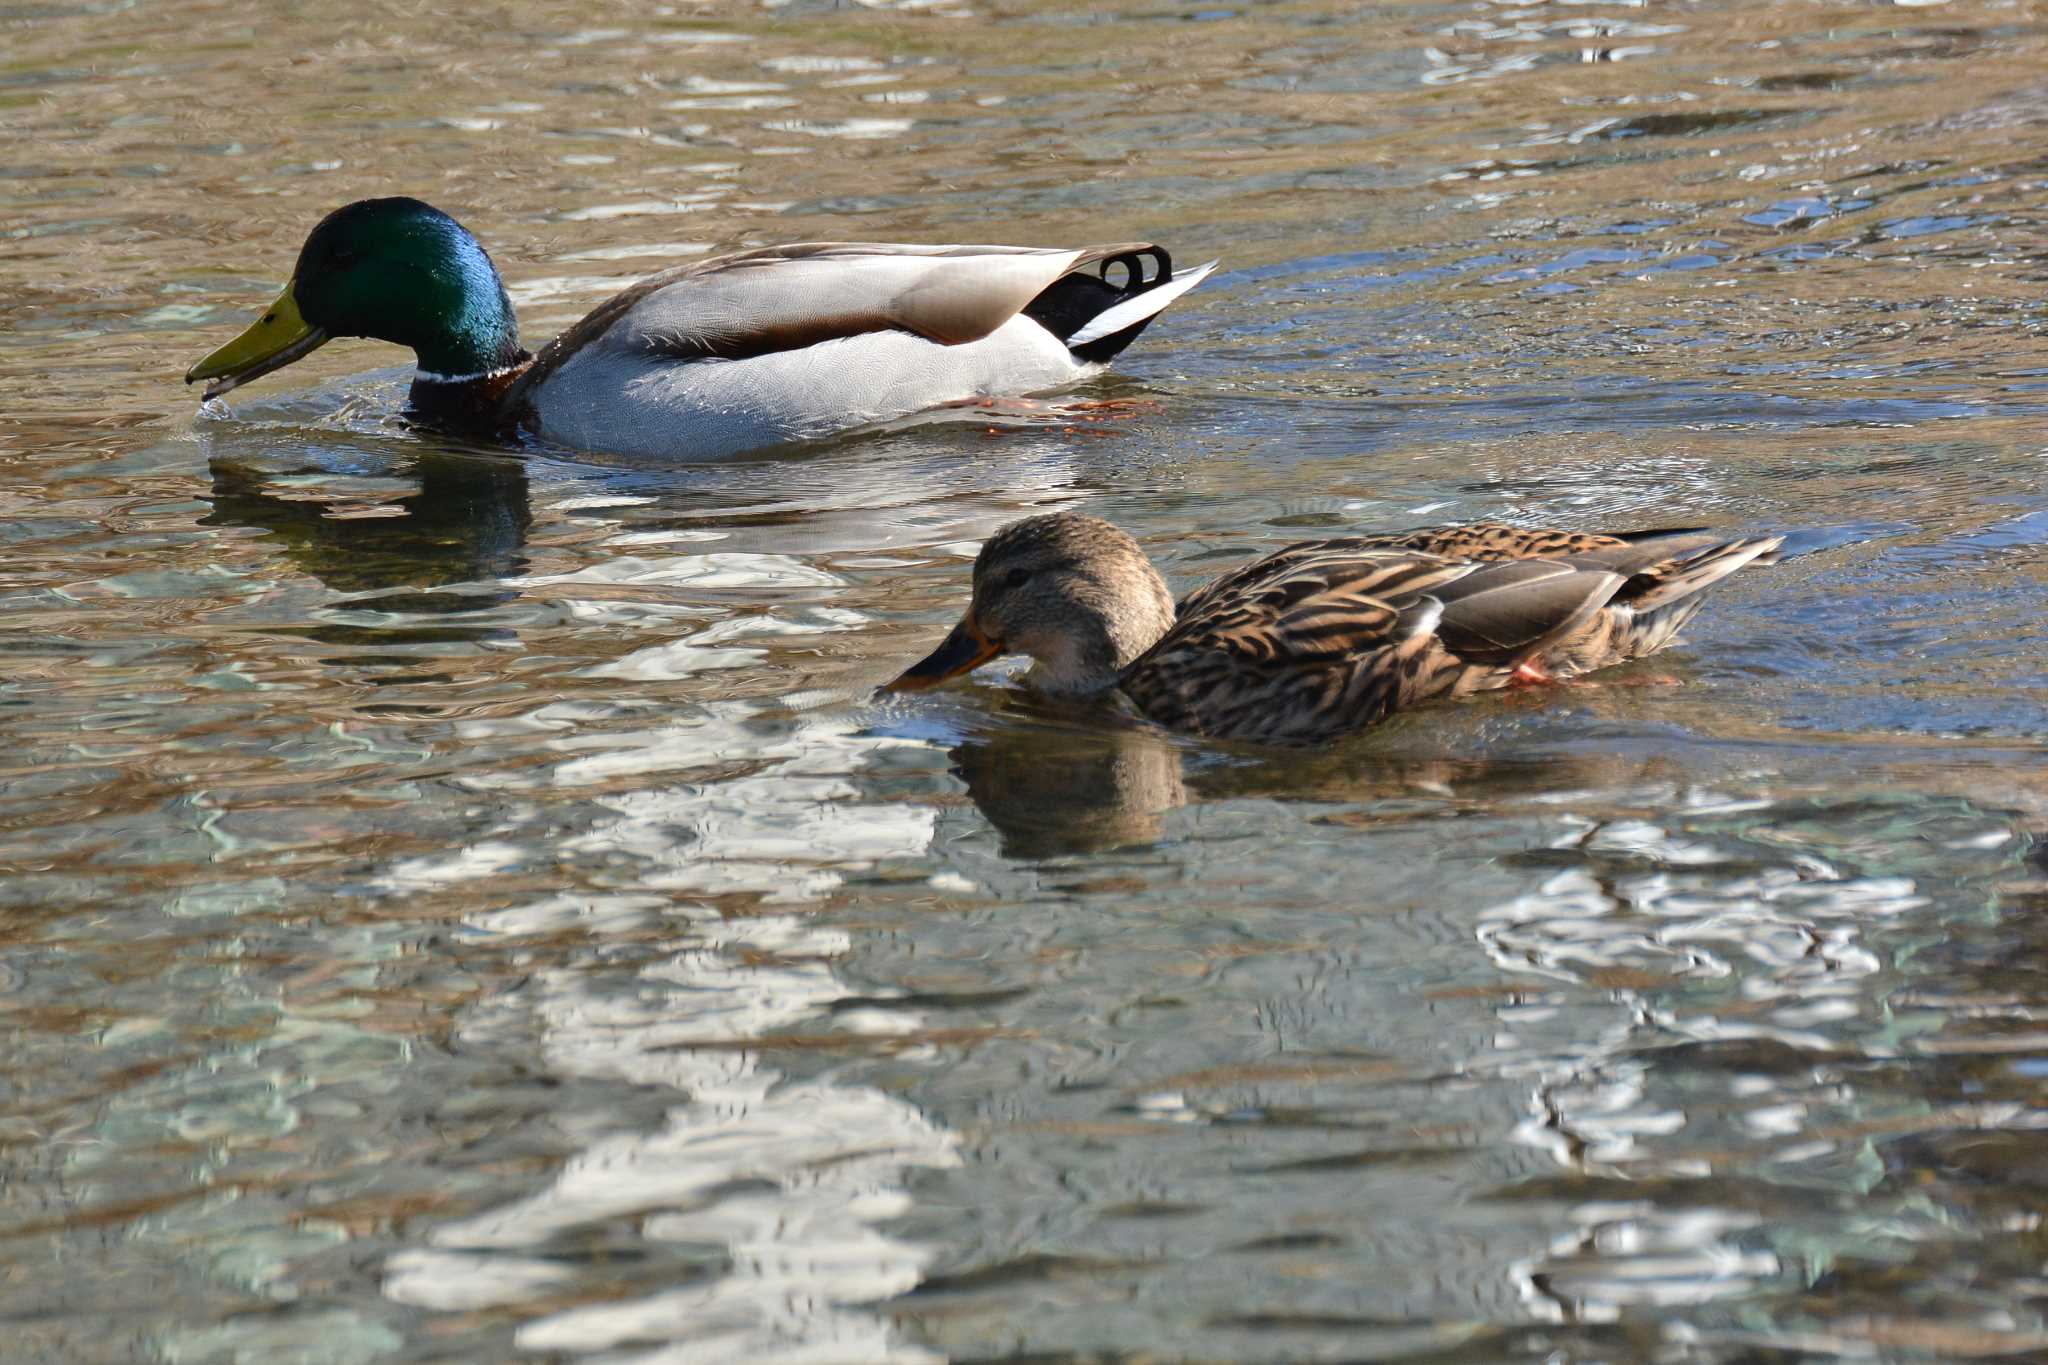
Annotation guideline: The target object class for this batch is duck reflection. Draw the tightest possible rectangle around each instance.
[947,698,1190,858]
[201,448,531,668]
[202,448,531,591]
[945,699,1737,859]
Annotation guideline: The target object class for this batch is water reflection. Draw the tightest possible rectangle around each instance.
[937,698,1189,858]
[928,704,1801,862]
[13,0,2048,1358]
[198,448,533,675]
[201,450,532,594]
[1473,793,2045,1342]
[379,710,957,1358]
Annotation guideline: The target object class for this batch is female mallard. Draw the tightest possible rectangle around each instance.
[185,197,1215,459]
[886,513,1782,745]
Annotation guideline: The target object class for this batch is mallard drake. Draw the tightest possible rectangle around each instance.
[185,197,1216,459]
[886,513,1783,744]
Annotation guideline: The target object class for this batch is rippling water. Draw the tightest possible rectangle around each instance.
[6,0,2048,1360]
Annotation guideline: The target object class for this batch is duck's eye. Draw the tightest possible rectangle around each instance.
[1000,567,1032,591]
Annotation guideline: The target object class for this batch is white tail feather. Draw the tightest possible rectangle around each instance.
[1065,259,1219,347]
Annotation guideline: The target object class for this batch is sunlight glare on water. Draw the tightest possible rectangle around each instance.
[4,0,2048,1360]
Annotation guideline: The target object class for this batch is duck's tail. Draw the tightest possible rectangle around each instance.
[1598,532,1785,663]
[1024,249,1218,363]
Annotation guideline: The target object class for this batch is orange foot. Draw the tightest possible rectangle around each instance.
[1509,662,1684,692]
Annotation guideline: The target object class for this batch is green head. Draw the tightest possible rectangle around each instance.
[186,197,526,399]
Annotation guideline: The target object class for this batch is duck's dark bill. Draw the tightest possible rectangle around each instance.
[885,619,1001,692]
[185,282,332,401]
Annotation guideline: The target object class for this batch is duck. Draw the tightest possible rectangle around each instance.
[185,197,1217,460]
[885,513,1783,745]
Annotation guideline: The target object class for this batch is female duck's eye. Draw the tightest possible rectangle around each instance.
[1001,567,1032,591]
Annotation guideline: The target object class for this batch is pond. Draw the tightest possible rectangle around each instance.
[5,0,2048,1359]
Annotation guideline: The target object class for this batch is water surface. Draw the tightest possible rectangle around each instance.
[5,0,2048,1360]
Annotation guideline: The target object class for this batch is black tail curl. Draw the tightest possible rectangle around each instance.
[1022,247,1178,363]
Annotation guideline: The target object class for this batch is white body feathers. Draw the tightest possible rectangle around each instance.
[532,316,1092,460]
[519,244,1216,460]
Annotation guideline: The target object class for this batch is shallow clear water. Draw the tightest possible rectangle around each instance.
[6,0,2048,1360]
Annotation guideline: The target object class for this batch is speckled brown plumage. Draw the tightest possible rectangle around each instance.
[889,513,1783,746]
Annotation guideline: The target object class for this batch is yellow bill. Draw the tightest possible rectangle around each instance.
[185,282,331,401]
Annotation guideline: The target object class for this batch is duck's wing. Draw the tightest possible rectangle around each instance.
[1343,522,1650,562]
[1167,536,1417,622]
[1343,522,1784,677]
[511,241,1182,386]
[1352,521,1783,578]
[1125,543,1625,743]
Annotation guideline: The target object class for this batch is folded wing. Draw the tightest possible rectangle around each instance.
[535,241,1178,369]
[1124,543,1626,743]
